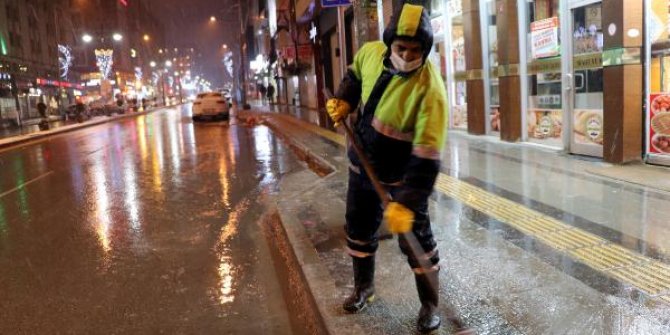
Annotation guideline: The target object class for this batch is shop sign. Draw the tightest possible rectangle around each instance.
[649,93,670,155]
[573,109,604,146]
[602,47,641,67]
[297,45,313,60]
[453,71,467,82]
[573,53,602,71]
[36,78,84,90]
[527,57,561,74]
[531,17,559,59]
[537,95,560,106]
[585,5,601,30]
[280,47,296,59]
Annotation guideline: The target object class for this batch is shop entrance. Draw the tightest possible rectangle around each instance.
[565,1,604,157]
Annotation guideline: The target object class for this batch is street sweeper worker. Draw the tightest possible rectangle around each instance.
[325,3,448,334]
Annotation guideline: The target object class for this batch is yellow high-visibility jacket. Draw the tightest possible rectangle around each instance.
[335,4,448,211]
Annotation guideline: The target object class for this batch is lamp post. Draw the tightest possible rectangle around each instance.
[81,32,124,102]
[212,1,249,109]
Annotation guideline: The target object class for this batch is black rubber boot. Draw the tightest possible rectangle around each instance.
[415,270,441,334]
[343,256,375,313]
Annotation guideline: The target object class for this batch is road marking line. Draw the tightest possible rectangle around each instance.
[0,171,54,198]
[275,114,670,302]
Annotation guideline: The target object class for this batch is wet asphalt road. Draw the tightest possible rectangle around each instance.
[0,105,301,334]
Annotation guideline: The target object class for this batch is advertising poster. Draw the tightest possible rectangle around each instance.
[531,17,559,59]
[573,109,604,146]
[649,93,670,155]
[528,109,562,140]
[650,0,669,43]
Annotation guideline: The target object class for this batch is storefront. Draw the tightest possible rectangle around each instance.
[647,0,670,166]
[519,0,604,158]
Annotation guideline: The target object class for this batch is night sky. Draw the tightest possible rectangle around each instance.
[152,0,240,87]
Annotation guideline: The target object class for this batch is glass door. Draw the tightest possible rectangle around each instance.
[566,1,604,157]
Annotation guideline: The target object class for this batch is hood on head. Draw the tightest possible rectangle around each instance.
[382,3,434,61]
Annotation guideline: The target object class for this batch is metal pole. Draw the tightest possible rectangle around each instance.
[337,6,348,80]
[238,3,249,109]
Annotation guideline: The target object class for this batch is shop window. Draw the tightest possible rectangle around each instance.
[485,0,499,133]
[525,0,562,148]
[448,0,467,130]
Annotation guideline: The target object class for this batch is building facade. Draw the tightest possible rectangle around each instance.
[0,0,167,126]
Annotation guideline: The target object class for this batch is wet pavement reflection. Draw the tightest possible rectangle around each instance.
[0,105,300,333]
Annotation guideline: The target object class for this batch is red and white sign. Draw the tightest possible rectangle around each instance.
[531,17,559,59]
[298,45,313,60]
[280,47,296,59]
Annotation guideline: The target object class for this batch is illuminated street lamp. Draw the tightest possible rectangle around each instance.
[112,33,123,42]
[82,34,93,43]
[210,16,216,22]
[143,34,150,42]
[150,61,157,68]
[165,60,173,67]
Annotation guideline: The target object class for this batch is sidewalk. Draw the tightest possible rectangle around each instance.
[0,105,180,150]
[244,105,670,334]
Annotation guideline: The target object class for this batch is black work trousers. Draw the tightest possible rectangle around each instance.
[345,169,440,270]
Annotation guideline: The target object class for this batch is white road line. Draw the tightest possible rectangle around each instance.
[0,171,54,198]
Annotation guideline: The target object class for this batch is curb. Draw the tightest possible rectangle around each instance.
[241,111,365,334]
[0,104,185,150]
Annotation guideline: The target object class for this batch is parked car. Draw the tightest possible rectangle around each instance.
[192,92,229,121]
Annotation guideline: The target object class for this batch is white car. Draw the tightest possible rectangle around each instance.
[192,92,230,121]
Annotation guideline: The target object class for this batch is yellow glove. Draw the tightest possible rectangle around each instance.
[326,98,351,127]
[384,202,414,234]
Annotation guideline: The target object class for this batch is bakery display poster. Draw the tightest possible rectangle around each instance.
[573,109,604,146]
[649,93,670,155]
[528,109,562,140]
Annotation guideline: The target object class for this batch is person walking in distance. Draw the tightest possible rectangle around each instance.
[266,83,275,104]
[326,3,448,334]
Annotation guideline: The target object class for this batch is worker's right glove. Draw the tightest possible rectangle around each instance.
[326,98,351,127]
[384,202,414,234]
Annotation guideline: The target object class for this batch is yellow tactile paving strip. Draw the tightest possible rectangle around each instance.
[275,114,670,301]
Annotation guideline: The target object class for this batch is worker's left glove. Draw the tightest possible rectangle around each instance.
[384,202,414,234]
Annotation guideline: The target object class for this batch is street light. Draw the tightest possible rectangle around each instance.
[210,16,217,22]
[143,34,150,42]
[82,34,93,43]
[165,60,173,67]
[112,33,123,42]
[150,61,157,68]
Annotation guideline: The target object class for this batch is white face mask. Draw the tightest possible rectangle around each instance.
[390,51,423,73]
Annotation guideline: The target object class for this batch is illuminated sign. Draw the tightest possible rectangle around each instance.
[36,78,84,90]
